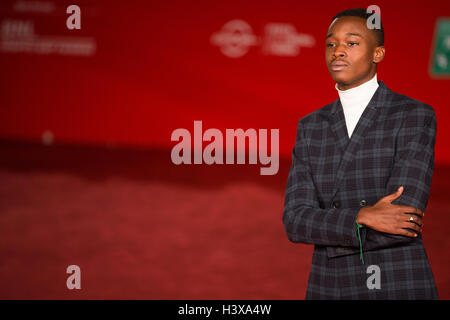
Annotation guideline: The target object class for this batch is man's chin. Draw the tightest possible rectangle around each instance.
[330,74,351,85]
[331,76,355,90]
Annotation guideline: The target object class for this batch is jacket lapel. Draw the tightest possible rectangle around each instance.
[328,82,385,202]
[329,99,350,154]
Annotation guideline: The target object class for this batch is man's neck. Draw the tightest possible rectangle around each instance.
[335,74,378,99]
[336,72,378,91]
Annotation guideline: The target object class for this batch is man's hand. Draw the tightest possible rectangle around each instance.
[356,186,424,237]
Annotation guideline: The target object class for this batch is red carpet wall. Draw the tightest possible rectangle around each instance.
[0,0,449,162]
[0,0,449,300]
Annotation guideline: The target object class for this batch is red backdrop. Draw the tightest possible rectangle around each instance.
[0,0,449,162]
[1,0,450,301]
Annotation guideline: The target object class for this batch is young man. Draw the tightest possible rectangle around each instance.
[282,8,438,299]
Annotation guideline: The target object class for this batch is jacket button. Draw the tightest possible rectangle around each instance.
[332,200,341,208]
[360,199,367,207]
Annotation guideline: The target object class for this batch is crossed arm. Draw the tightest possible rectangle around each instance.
[283,106,437,250]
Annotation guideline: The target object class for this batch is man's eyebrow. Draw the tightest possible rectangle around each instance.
[346,32,362,37]
[326,32,363,39]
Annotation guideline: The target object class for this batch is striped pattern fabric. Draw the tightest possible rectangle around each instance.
[283,81,438,299]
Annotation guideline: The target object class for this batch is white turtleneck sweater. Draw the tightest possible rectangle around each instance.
[335,74,379,138]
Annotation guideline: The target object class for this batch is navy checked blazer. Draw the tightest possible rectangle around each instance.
[283,81,438,299]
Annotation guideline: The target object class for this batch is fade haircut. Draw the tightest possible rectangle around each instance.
[333,8,384,46]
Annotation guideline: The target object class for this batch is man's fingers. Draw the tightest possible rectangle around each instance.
[398,206,423,216]
[406,214,423,227]
[398,228,418,238]
[402,221,421,233]
[385,186,404,202]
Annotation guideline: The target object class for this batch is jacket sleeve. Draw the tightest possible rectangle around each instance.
[361,105,437,251]
[282,119,361,247]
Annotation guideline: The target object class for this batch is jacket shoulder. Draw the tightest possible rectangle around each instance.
[384,88,436,119]
[296,101,335,127]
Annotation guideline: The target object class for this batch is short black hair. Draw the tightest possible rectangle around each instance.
[333,8,384,46]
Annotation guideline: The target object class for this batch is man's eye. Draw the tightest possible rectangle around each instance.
[326,43,335,47]
[348,42,359,46]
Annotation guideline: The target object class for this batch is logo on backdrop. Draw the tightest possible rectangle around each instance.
[0,4,95,56]
[210,19,315,58]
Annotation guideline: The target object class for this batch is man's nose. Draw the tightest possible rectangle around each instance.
[334,44,346,57]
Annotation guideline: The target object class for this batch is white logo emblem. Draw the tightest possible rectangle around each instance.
[211,19,315,58]
[210,19,259,58]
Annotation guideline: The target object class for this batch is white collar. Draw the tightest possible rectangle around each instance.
[335,74,379,106]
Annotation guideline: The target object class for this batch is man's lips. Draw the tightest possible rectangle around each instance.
[330,61,348,71]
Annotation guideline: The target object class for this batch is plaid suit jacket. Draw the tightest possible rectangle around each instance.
[283,81,438,299]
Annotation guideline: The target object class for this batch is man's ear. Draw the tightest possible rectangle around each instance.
[373,46,385,64]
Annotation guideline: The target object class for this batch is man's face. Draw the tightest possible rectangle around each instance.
[325,16,382,90]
